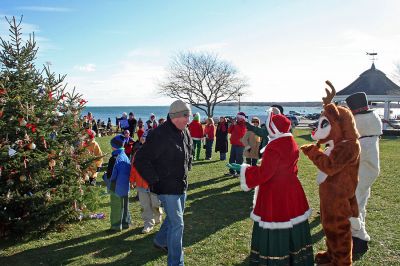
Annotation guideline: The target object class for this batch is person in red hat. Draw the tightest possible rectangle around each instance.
[227,109,313,265]
[345,92,383,254]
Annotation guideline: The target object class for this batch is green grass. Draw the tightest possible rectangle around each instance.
[1,129,399,265]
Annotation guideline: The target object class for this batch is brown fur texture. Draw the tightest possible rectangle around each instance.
[301,103,361,266]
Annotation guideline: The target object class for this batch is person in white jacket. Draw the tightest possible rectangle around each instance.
[346,92,382,254]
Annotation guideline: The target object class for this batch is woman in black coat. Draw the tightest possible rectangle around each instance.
[215,117,229,160]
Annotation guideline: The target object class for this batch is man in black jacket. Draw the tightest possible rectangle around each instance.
[134,99,192,266]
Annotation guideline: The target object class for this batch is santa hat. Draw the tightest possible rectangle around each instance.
[236,112,247,121]
[266,109,291,138]
[86,129,96,139]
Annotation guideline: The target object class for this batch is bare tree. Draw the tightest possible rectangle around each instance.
[159,51,248,118]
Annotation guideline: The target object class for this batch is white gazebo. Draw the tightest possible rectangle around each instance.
[334,63,400,130]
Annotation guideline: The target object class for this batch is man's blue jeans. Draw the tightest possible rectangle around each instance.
[154,194,186,266]
[229,145,244,174]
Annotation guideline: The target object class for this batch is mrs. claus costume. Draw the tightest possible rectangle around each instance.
[238,110,313,266]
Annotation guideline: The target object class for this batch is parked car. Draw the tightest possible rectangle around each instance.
[285,114,299,127]
[305,113,321,120]
[289,111,302,116]
[308,121,319,130]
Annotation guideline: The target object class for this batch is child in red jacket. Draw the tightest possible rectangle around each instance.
[188,113,204,161]
[204,117,215,160]
[227,112,247,176]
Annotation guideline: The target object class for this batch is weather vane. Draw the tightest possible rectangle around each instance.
[366,52,378,63]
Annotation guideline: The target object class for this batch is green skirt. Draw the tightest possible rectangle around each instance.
[249,220,314,266]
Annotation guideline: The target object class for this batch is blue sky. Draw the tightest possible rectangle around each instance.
[1,0,400,106]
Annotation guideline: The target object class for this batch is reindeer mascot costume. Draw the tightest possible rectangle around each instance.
[301,81,361,266]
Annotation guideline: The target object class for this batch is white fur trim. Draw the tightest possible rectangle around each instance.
[316,140,334,185]
[191,137,202,141]
[349,217,361,231]
[237,114,246,121]
[253,186,259,207]
[239,164,251,192]
[251,208,312,229]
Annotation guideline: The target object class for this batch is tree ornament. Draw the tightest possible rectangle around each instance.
[45,191,51,201]
[0,166,2,178]
[27,142,36,150]
[19,175,26,182]
[41,136,47,149]
[50,131,57,140]
[49,159,56,168]
[24,157,29,168]
[26,123,37,133]
[8,147,17,157]
[18,117,27,126]
[0,107,4,118]
[6,190,11,200]
[15,140,24,148]
[6,179,14,186]
[79,99,87,106]
[0,88,6,95]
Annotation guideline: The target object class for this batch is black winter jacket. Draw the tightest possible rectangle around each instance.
[134,116,193,195]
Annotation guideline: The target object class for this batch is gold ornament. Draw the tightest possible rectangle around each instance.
[28,142,36,150]
[49,159,56,168]
[19,175,27,182]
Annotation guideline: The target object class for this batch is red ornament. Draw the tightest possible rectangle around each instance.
[60,94,66,100]
[79,99,87,106]
[41,136,48,149]
[0,88,6,95]
[26,123,37,133]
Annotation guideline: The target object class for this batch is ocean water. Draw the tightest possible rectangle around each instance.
[84,105,324,124]
[84,105,400,125]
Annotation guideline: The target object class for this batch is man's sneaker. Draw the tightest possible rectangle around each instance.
[142,226,154,234]
[233,173,239,178]
[153,242,168,252]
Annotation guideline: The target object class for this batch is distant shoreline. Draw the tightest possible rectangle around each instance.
[85,101,399,108]
[219,102,322,107]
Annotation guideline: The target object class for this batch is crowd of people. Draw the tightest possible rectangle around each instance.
[81,93,381,266]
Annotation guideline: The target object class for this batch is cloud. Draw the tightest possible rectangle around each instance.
[73,64,96,72]
[66,60,169,106]
[191,42,229,53]
[127,48,161,57]
[17,6,72,12]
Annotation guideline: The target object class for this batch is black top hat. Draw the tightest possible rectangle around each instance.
[345,92,371,114]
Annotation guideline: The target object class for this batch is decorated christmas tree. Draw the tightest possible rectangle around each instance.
[0,16,98,236]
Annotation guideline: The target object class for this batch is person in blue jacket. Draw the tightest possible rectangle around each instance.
[107,135,132,231]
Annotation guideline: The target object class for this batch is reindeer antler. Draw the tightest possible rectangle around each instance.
[322,80,336,106]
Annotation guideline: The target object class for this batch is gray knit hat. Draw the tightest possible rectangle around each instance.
[169,100,192,119]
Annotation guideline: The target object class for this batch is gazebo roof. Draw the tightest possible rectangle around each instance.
[336,63,400,96]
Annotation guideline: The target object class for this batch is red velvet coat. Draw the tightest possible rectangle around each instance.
[240,135,311,229]
[188,121,204,140]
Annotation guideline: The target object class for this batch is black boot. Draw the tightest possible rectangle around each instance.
[352,236,369,255]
